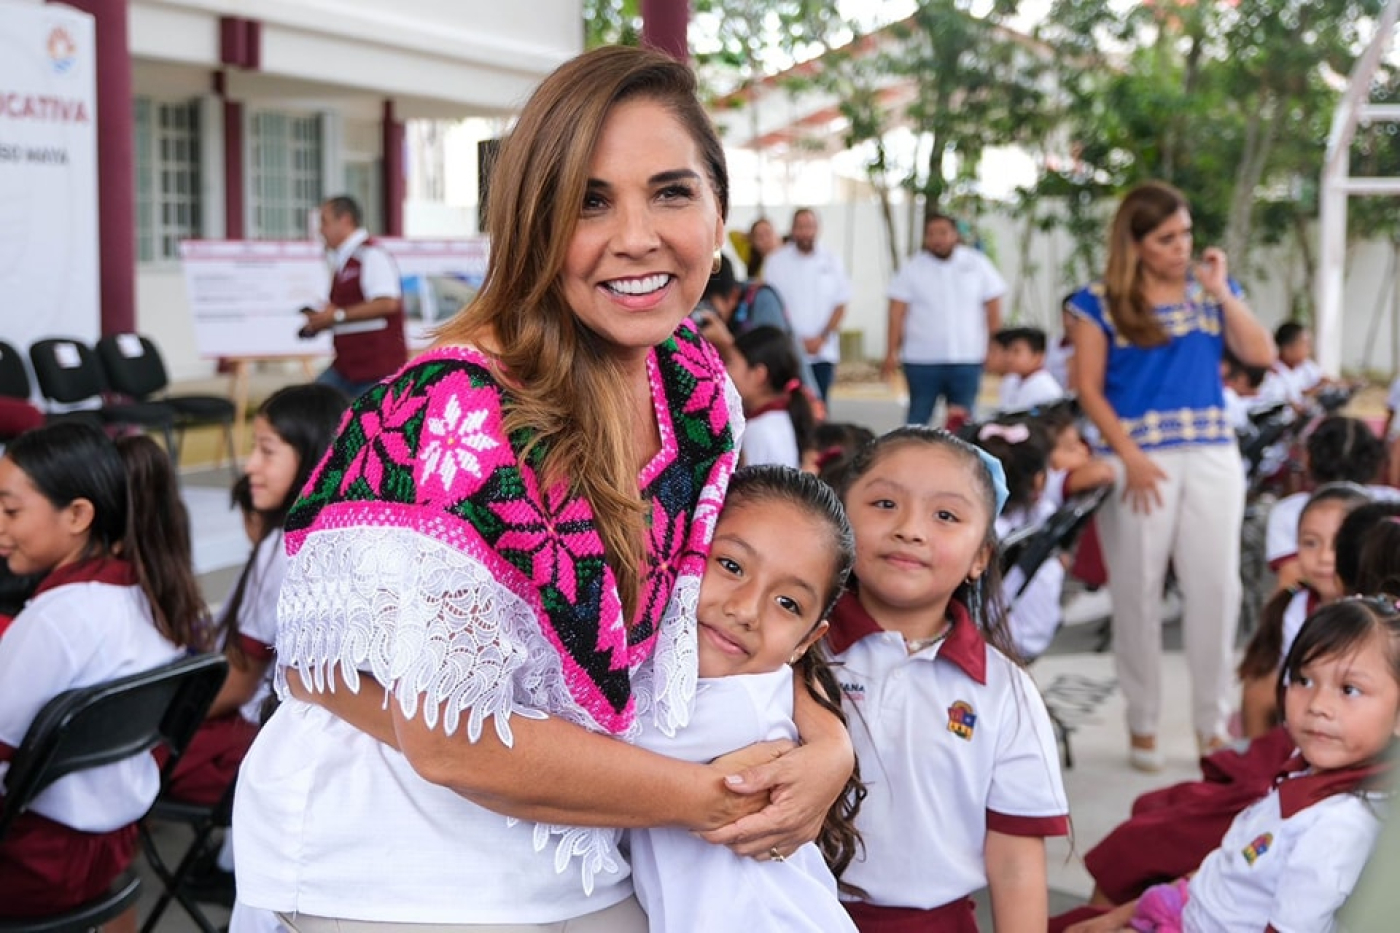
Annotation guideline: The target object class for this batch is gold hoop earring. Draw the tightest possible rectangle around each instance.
[712,249,723,275]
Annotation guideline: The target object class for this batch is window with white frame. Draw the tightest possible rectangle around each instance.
[248,112,324,239]
[133,98,202,262]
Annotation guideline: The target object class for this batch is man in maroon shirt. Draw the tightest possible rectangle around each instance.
[300,196,406,398]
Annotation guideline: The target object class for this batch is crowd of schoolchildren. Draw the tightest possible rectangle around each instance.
[3,282,1400,931]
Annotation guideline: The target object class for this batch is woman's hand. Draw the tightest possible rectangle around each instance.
[1122,449,1167,514]
[698,736,852,859]
[1196,247,1230,301]
[1064,901,1137,933]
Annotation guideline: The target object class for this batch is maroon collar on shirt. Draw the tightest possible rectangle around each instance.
[1272,752,1392,818]
[826,591,988,685]
[746,397,790,419]
[32,556,138,599]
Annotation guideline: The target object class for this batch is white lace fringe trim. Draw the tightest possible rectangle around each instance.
[273,525,700,895]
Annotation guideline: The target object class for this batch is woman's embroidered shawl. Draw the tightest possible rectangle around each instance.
[273,327,740,891]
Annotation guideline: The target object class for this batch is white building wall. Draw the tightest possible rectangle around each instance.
[124,0,580,381]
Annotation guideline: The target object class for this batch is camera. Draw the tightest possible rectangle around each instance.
[690,300,716,328]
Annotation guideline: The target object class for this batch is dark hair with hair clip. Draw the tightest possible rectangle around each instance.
[838,426,1018,662]
[1336,501,1400,593]
[733,326,816,455]
[1281,596,1400,730]
[1306,416,1385,486]
[973,420,1048,515]
[7,423,210,650]
[720,465,865,889]
[1239,482,1371,680]
[811,422,877,491]
[1355,516,1400,597]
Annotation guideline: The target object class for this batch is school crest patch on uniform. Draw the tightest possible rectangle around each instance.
[1241,832,1273,865]
[947,700,977,740]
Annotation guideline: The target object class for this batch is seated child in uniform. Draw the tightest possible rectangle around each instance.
[1075,500,1400,910]
[995,327,1065,414]
[974,418,1112,659]
[1239,483,1370,737]
[0,426,208,917]
[1266,416,1392,592]
[1060,596,1399,933]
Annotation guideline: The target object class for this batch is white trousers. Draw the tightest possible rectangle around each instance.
[1097,443,1244,739]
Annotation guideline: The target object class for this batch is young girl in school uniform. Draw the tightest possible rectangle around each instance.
[165,384,348,807]
[827,426,1070,932]
[0,424,208,917]
[629,465,862,932]
[1238,482,1370,737]
[975,419,1114,659]
[727,325,817,469]
[1064,595,1400,933]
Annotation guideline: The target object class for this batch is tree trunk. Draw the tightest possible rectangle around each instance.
[1225,96,1279,265]
[1290,208,1317,322]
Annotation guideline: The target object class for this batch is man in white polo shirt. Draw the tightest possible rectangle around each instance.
[883,213,1006,427]
[761,208,852,402]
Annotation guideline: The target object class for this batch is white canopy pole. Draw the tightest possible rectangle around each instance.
[1317,0,1400,375]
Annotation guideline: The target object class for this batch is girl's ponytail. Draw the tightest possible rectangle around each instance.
[1238,586,1301,681]
[116,436,211,651]
[795,648,866,895]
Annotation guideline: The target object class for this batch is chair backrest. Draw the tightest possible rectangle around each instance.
[0,340,32,400]
[1002,486,1111,602]
[95,334,169,400]
[28,338,107,405]
[0,653,229,840]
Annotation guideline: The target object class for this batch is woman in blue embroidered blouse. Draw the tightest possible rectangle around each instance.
[1069,181,1274,772]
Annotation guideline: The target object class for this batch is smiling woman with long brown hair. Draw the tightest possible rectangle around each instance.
[1069,181,1275,772]
[229,46,854,933]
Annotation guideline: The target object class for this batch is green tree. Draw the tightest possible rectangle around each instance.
[583,0,641,48]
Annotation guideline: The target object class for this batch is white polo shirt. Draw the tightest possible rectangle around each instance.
[762,244,852,365]
[1184,757,1387,933]
[887,246,1007,365]
[740,408,800,469]
[1268,359,1324,406]
[999,490,1065,660]
[223,529,287,725]
[1278,587,1318,668]
[629,668,855,933]
[998,369,1064,413]
[0,559,182,831]
[826,594,1069,910]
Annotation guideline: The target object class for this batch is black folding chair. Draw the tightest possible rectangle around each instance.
[0,340,100,441]
[138,775,236,933]
[0,653,228,933]
[27,339,178,455]
[95,335,238,474]
[999,485,1112,769]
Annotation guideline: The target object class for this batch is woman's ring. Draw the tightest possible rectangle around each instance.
[769,847,785,862]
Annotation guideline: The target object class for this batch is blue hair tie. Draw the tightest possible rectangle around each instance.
[971,446,1010,516]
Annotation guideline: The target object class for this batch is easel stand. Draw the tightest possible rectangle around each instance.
[225,355,323,459]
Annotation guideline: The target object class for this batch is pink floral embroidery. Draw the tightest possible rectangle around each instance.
[671,336,729,437]
[636,497,686,634]
[490,471,605,605]
[418,372,508,500]
[340,385,425,496]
